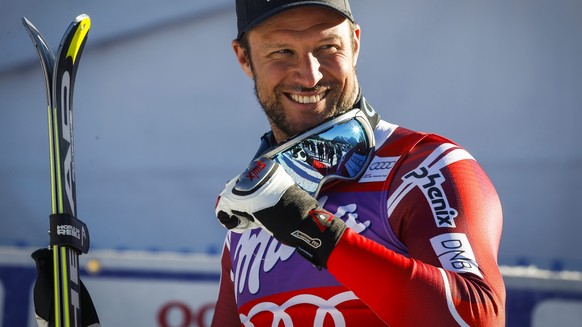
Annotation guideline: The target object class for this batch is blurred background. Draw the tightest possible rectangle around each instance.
[1,0,582,326]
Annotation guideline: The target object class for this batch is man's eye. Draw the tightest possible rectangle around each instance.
[272,49,292,55]
[319,45,340,52]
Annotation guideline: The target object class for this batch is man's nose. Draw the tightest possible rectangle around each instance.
[293,53,323,88]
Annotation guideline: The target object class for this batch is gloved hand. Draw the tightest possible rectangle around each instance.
[215,158,347,269]
[31,248,100,327]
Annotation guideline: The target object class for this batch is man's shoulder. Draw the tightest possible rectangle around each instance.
[374,120,460,156]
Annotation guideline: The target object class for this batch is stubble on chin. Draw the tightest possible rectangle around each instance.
[254,81,358,141]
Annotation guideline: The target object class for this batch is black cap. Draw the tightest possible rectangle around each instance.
[236,0,354,39]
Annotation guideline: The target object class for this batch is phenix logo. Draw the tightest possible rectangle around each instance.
[247,160,267,181]
[403,167,458,228]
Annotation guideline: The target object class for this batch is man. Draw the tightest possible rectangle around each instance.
[214,1,505,326]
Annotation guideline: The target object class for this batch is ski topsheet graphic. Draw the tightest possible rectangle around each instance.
[23,14,91,327]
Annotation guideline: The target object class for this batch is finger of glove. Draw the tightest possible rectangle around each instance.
[230,209,267,231]
[216,209,261,233]
[216,191,255,232]
[231,210,255,221]
[217,210,242,230]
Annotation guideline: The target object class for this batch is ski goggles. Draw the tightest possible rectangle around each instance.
[261,109,376,197]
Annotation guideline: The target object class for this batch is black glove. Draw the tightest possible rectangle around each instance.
[31,248,100,327]
[215,158,347,269]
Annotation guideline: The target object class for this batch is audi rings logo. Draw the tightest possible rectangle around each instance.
[360,156,400,183]
[369,160,395,171]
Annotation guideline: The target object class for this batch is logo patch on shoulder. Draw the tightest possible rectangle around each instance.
[403,166,458,228]
[360,156,400,183]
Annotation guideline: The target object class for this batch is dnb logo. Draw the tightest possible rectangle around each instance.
[430,233,482,277]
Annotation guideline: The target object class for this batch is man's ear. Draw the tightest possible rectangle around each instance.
[353,24,361,66]
[232,39,254,79]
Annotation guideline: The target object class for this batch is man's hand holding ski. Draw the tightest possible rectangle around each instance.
[31,249,100,327]
[215,158,347,269]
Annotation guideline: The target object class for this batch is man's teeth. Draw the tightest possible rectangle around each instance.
[290,93,324,104]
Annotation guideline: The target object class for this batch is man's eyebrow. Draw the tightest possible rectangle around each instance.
[263,34,343,49]
[263,43,291,50]
[319,32,343,42]
[319,35,344,46]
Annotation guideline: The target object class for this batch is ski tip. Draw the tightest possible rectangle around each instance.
[21,16,35,30]
[66,15,91,64]
[75,13,91,22]
[21,16,44,46]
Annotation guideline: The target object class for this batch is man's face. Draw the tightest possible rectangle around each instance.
[233,7,361,142]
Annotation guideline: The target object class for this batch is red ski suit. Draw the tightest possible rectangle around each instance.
[212,121,505,326]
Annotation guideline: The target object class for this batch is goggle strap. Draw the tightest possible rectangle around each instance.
[359,97,380,130]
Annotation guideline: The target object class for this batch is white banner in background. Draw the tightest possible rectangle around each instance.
[83,278,218,327]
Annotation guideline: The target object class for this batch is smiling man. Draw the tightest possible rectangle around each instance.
[233,4,360,142]
[212,1,506,326]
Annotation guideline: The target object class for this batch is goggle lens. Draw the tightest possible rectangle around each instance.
[262,110,375,196]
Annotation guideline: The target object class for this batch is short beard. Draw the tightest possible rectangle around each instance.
[253,76,358,139]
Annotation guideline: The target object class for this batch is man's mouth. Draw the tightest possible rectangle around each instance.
[288,91,327,104]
